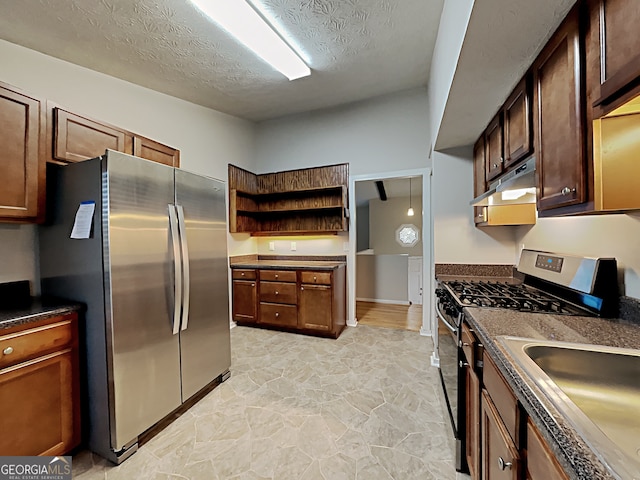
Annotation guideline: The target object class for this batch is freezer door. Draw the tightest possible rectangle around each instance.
[104,151,182,451]
[175,170,231,400]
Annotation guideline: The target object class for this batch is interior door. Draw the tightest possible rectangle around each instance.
[104,151,181,451]
[408,256,423,305]
[175,170,231,400]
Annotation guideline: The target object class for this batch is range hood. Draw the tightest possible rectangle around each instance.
[471,157,537,207]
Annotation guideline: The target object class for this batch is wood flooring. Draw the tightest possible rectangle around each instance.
[356,300,423,331]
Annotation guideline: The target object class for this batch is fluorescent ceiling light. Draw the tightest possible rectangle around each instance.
[191,0,310,80]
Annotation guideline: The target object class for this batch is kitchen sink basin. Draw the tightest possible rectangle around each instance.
[498,336,640,480]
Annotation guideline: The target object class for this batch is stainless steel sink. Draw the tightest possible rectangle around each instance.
[498,336,640,480]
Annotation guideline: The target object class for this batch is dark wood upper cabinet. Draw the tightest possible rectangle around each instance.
[503,76,533,169]
[0,83,45,222]
[52,107,133,163]
[485,113,504,182]
[589,0,640,108]
[228,163,349,235]
[533,6,586,212]
[133,135,180,167]
[473,136,487,224]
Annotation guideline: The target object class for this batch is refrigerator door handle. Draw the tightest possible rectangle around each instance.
[176,204,191,331]
[168,204,182,335]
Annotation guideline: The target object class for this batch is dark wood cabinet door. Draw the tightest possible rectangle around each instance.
[466,363,481,480]
[0,84,45,220]
[481,391,520,480]
[53,108,132,163]
[133,136,180,167]
[503,76,533,169]
[298,283,333,332]
[232,279,257,323]
[526,418,569,480]
[473,136,487,224]
[589,0,640,106]
[485,114,504,182]
[534,7,586,211]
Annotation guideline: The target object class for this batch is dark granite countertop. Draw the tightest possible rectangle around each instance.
[464,307,640,480]
[0,297,83,330]
[230,260,345,271]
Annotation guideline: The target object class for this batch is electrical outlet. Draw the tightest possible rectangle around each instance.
[290,241,297,251]
[269,241,275,251]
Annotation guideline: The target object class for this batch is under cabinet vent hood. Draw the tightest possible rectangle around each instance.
[471,157,537,207]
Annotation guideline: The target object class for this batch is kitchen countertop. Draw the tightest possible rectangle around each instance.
[0,297,83,330]
[465,306,640,480]
[230,259,345,270]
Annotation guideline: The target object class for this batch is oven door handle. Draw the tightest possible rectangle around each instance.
[436,303,458,334]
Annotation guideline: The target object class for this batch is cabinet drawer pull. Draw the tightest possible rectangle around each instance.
[275,274,279,279]
[459,360,469,368]
[498,457,512,470]
[313,276,317,281]
[301,287,304,291]
[275,312,279,318]
[241,272,245,276]
[561,187,576,196]
[275,291,279,295]
[3,346,14,355]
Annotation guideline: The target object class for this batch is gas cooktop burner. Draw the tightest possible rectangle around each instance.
[444,280,585,315]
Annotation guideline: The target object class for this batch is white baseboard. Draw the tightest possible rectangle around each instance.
[420,326,432,337]
[430,351,440,368]
[356,297,410,306]
[347,318,358,327]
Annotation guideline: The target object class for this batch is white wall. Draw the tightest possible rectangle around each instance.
[433,147,517,264]
[0,40,258,273]
[369,197,423,255]
[427,0,475,146]
[515,214,640,299]
[254,88,431,175]
[356,254,409,304]
[256,234,348,256]
[0,225,38,288]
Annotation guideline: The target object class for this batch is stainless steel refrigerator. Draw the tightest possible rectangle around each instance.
[39,150,231,463]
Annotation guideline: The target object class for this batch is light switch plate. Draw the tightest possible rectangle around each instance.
[291,241,297,251]
[269,241,275,251]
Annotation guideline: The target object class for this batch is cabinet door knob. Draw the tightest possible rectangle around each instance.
[493,163,498,169]
[498,457,512,470]
[561,187,576,196]
[275,312,279,317]
[251,283,255,287]
[301,287,304,291]
[275,291,279,295]
[3,346,13,355]
[313,276,317,281]
[459,360,469,368]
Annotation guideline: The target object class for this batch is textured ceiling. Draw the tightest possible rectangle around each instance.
[0,0,443,122]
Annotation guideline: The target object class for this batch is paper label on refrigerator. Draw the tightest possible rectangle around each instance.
[70,201,95,239]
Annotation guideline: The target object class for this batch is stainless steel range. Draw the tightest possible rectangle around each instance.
[435,249,619,472]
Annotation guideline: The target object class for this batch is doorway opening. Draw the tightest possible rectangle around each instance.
[348,169,432,334]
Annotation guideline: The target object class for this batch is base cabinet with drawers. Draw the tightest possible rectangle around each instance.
[0,312,80,456]
[464,321,569,480]
[231,265,346,338]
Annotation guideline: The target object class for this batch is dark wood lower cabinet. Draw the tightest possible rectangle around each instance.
[0,313,80,456]
[526,418,569,480]
[232,279,257,323]
[481,390,520,480]
[231,265,346,338]
[466,363,481,480]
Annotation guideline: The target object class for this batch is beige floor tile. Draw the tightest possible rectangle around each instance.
[73,325,460,480]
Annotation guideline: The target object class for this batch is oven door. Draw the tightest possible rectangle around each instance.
[436,298,465,470]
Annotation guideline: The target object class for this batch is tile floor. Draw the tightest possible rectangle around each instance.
[72,325,469,479]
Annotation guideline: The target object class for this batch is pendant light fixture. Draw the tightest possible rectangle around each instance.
[407,177,414,216]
